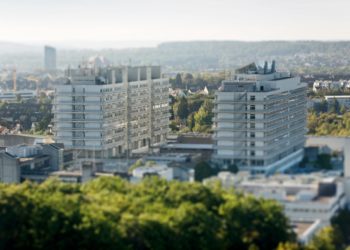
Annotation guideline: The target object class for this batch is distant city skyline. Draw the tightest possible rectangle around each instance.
[1,0,350,48]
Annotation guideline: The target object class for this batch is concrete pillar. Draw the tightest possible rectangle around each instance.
[81,162,93,183]
[343,178,350,209]
[109,70,115,84]
[344,141,350,178]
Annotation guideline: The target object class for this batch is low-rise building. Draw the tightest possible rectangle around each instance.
[0,90,37,102]
[0,143,74,183]
[204,172,347,243]
[160,133,214,161]
[325,95,350,109]
[131,164,194,182]
[40,143,74,170]
[313,80,343,92]
[0,152,21,183]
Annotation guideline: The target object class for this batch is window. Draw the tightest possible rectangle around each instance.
[250,151,255,156]
[250,142,255,147]
[256,160,264,166]
[250,105,255,110]
[250,114,255,120]
[250,95,255,101]
[250,123,255,129]
[260,86,264,91]
[250,132,255,138]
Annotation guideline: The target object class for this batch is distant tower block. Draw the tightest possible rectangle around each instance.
[12,68,16,91]
[44,45,57,71]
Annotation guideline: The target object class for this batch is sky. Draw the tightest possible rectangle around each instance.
[1,0,350,48]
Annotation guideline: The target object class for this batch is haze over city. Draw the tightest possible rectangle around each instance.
[1,0,350,48]
[2,0,350,249]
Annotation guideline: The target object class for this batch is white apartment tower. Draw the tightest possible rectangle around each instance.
[213,61,307,174]
[44,45,57,71]
[53,61,169,162]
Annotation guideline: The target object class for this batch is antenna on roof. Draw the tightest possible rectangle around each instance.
[263,61,268,74]
[271,60,276,73]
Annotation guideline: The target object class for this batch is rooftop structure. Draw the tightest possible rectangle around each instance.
[0,143,73,183]
[325,95,350,109]
[204,172,347,243]
[213,61,307,174]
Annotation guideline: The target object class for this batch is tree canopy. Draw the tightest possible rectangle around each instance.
[170,94,214,134]
[307,112,350,136]
[0,177,294,250]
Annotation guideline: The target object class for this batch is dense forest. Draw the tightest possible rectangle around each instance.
[1,177,350,250]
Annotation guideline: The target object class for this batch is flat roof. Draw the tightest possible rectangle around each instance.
[162,143,213,150]
[50,171,81,177]
[325,95,350,98]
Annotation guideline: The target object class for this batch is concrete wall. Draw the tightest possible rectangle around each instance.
[306,136,350,177]
[0,153,20,183]
[0,135,39,147]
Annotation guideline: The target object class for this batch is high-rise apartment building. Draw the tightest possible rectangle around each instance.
[53,62,169,162]
[213,61,307,174]
[44,45,57,71]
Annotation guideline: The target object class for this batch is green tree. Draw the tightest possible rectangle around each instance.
[174,97,189,120]
[169,120,179,132]
[329,99,340,113]
[340,105,347,114]
[315,154,332,169]
[277,242,303,250]
[0,176,296,250]
[227,164,238,174]
[307,226,343,250]
[187,113,195,131]
[331,209,350,245]
[219,195,295,250]
[193,108,211,133]
[194,161,217,181]
[183,73,193,89]
[175,73,183,88]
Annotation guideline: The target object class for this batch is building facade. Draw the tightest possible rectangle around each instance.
[44,45,57,71]
[0,90,36,102]
[204,172,347,244]
[0,143,73,183]
[53,64,169,162]
[0,152,20,183]
[325,95,350,109]
[213,61,307,173]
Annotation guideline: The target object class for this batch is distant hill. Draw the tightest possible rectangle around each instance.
[1,41,350,74]
[0,42,41,54]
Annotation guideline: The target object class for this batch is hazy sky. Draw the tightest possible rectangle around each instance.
[1,0,350,46]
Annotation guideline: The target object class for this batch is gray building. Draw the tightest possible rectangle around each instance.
[0,144,74,183]
[0,152,21,183]
[213,61,307,174]
[53,62,169,164]
[44,45,57,71]
[41,143,74,170]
